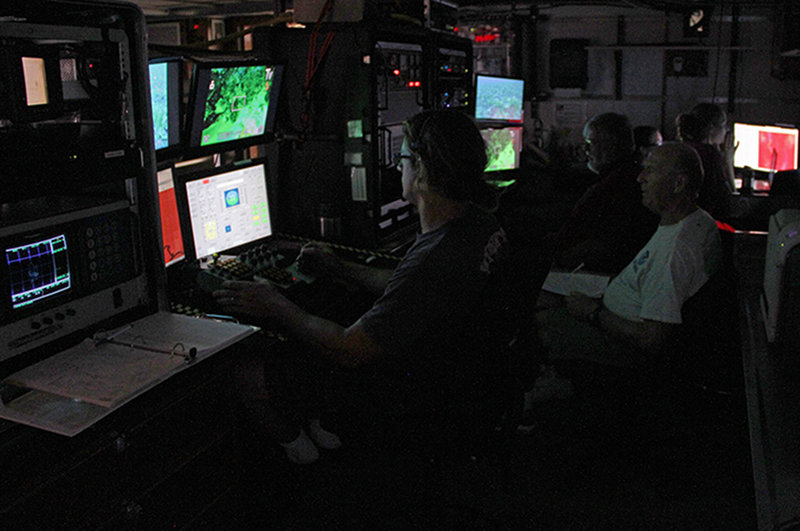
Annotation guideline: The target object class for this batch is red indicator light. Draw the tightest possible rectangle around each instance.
[414,81,421,87]
[407,81,414,87]
[475,34,498,43]
[193,24,200,30]
[393,69,400,76]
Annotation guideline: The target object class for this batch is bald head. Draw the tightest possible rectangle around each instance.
[638,142,704,218]
[655,142,704,195]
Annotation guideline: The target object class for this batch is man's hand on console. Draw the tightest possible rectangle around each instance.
[213,280,293,321]
[297,242,343,278]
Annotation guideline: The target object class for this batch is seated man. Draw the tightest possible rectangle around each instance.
[537,142,721,373]
[213,110,510,465]
[552,113,659,276]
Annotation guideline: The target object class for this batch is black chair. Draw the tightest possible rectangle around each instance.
[661,228,742,396]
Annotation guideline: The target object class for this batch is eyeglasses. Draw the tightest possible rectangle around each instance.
[392,152,414,171]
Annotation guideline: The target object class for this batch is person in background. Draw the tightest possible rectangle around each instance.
[537,141,721,375]
[551,112,659,276]
[214,109,509,465]
[633,125,663,161]
[676,103,735,217]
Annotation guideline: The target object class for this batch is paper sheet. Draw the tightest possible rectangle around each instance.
[542,271,611,298]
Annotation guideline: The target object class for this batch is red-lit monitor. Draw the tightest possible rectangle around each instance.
[157,166,185,267]
[733,122,799,173]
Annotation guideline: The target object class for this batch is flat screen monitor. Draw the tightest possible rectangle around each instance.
[184,60,283,157]
[149,57,183,159]
[481,126,522,172]
[157,166,185,267]
[5,234,72,310]
[733,122,799,173]
[474,75,524,123]
[178,160,273,260]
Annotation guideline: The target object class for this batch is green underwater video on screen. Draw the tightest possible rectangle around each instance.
[483,128,520,171]
[149,62,169,150]
[200,65,275,147]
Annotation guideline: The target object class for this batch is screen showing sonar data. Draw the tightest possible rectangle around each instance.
[6,234,71,309]
[183,162,273,259]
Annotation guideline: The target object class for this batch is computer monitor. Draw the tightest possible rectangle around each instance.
[481,126,522,172]
[5,233,72,310]
[184,59,283,158]
[733,122,799,173]
[148,57,183,159]
[157,166,185,267]
[177,159,273,260]
[474,75,524,123]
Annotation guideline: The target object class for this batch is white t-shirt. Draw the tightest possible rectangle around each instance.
[602,208,721,324]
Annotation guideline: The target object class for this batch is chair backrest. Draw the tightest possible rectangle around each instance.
[446,238,542,460]
[664,228,742,394]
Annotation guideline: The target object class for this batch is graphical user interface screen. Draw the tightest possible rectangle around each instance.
[199,65,277,147]
[6,235,71,309]
[475,76,524,122]
[482,127,522,172]
[185,164,272,258]
[734,123,799,172]
[157,167,184,266]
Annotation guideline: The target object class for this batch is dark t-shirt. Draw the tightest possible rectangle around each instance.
[687,141,732,217]
[355,204,508,447]
[554,155,659,275]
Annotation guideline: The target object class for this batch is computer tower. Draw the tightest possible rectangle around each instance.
[761,209,800,347]
[252,24,471,250]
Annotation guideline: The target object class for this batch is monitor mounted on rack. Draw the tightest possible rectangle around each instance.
[156,166,185,267]
[148,56,183,161]
[184,59,283,158]
[733,122,799,173]
[481,126,523,173]
[175,159,274,261]
[474,74,524,123]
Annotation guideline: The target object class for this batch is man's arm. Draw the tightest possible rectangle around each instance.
[214,280,382,368]
[299,244,392,297]
[565,292,677,354]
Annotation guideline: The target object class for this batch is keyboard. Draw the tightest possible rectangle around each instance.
[196,256,314,294]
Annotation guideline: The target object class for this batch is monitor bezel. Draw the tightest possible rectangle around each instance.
[173,157,274,262]
[183,59,283,159]
[148,56,185,162]
[474,74,525,124]
[733,121,799,173]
